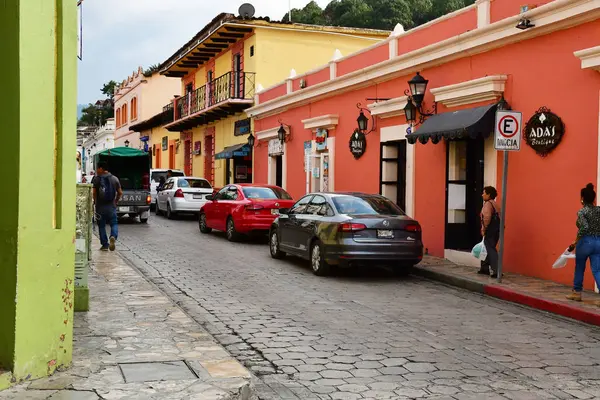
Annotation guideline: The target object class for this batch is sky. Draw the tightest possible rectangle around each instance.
[78,0,331,104]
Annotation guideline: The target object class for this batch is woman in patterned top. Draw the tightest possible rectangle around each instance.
[566,183,600,302]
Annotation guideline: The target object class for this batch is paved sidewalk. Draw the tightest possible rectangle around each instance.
[415,257,600,326]
[1,249,254,400]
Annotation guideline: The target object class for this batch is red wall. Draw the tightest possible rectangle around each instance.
[293,67,330,91]
[490,0,554,24]
[337,44,389,77]
[253,13,600,289]
[259,84,287,103]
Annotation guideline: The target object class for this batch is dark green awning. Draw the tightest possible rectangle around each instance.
[214,143,250,160]
[406,103,498,144]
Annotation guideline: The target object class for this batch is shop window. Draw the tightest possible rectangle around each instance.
[380,141,407,211]
[447,141,468,224]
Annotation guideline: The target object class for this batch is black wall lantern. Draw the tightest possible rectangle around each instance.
[277,119,292,145]
[356,103,375,134]
[247,133,256,148]
[404,72,437,127]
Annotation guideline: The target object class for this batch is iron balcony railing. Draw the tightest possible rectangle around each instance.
[174,71,256,121]
[162,102,175,125]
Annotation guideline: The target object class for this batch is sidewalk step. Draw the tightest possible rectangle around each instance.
[414,259,600,327]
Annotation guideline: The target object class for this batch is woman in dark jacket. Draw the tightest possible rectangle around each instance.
[566,183,600,302]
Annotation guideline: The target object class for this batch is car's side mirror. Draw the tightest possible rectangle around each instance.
[206,195,214,201]
[279,208,290,215]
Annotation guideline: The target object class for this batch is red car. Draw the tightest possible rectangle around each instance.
[199,184,295,241]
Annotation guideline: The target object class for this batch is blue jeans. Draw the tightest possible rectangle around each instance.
[97,205,118,247]
[573,235,600,292]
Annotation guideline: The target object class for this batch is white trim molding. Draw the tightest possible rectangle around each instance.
[302,115,340,131]
[256,126,281,141]
[574,45,600,72]
[368,96,408,119]
[430,75,507,108]
[247,0,600,119]
[476,0,491,28]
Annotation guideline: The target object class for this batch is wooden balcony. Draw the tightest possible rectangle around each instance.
[165,71,256,132]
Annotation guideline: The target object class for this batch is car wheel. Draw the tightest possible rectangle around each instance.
[166,203,176,220]
[394,263,415,277]
[155,202,162,216]
[269,230,285,259]
[310,240,330,276]
[226,217,241,242]
[199,213,212,234]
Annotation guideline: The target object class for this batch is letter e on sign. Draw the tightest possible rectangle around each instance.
[495,110,522,151]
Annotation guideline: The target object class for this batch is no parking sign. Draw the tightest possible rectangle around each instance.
[495,111,522,151]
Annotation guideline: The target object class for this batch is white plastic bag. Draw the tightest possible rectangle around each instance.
[471,238,488,261]
[552,248,576,269]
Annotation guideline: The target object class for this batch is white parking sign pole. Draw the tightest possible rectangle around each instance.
[494,109,522,283]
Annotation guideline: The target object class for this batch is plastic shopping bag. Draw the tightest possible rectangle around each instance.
[552,248,576,269]
[471,238,488,261]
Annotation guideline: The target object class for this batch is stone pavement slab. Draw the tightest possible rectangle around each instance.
[0,249,254,400]
[414,257,600,326]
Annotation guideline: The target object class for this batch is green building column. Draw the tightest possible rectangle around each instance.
[0,0,77,389]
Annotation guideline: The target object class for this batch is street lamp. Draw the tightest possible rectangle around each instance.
[124,140,130,147]
[404,72,437,127]
[404,101,417,124]
[247,133,255,147]
[355,103,375,134]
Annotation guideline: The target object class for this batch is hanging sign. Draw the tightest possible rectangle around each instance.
[162,136,168,151]
[349,130,367,159]
[524,107,565,157]
[268,139,284,156]
[315,129,328,151]
[193,141,201,155]
[494,111,522,151]
[234,118,251,136]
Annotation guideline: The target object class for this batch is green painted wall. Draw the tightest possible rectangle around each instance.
[0,0,77,384]
[0,0,20,373]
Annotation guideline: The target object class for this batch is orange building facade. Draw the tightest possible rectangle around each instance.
[248,0,600,288]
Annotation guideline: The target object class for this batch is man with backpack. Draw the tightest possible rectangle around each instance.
[92,161,123,251]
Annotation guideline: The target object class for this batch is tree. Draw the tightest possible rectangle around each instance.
[280,0,475,30]
[78,80,116,126]
[143,64,161,77]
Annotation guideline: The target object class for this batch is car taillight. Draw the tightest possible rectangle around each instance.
[142,173,150,190]
[245,204,264,211]
[146,195,151,204]
[175,189,184,198]
[405,224,421,232]
[338,223,367,232]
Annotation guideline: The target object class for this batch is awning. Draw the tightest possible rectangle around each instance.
[406,103,498,144]
[214,143,251,160]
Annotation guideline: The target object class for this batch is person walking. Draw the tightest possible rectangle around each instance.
[566,183,600,302]
[92,161,122,251]
[478,186,501,278]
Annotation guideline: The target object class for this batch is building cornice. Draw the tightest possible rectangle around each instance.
[368,97,408,118]
[430,75,507,108]
[256,126,281,141]
[574,45,600,71]
[247,0,600,119]
[301,115,340,131]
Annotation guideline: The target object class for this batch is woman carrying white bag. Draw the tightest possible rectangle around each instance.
[477,186,501,278]
[566,183,600,303]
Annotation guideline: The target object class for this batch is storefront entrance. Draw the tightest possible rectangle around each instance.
[226,156,253,184]
[380,140,407,211]
[445,138,484,251]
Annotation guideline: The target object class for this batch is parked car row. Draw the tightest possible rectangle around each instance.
[153,177,424,276]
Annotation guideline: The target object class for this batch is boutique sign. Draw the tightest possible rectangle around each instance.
[524,107,565,157]
[349,129,367,159]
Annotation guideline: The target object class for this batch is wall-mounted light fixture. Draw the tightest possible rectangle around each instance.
[277,119,292,145]
[516,18,535,30]
[356,103,376,134]
[124,140,130,147]
[403,72,438,127]
[247,133,256,148]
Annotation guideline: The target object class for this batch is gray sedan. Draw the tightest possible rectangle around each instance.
[269,192,423,276]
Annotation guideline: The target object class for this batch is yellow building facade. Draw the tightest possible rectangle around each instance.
[154,13,388,188]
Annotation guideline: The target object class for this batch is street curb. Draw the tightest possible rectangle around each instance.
[413,266,600,327]
[412,266,486,294]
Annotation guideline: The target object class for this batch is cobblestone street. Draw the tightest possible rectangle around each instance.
[116,217,600,400]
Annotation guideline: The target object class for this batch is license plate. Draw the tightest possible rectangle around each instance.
[118,206,130,213]
[377,230,394,239]
[271,209,279,215]
[193,194,203,199]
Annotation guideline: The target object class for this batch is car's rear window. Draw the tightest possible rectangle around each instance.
[151,171,184,182]
[332,195,404,216]
[242,187,292,200]
[179,178,212,189]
